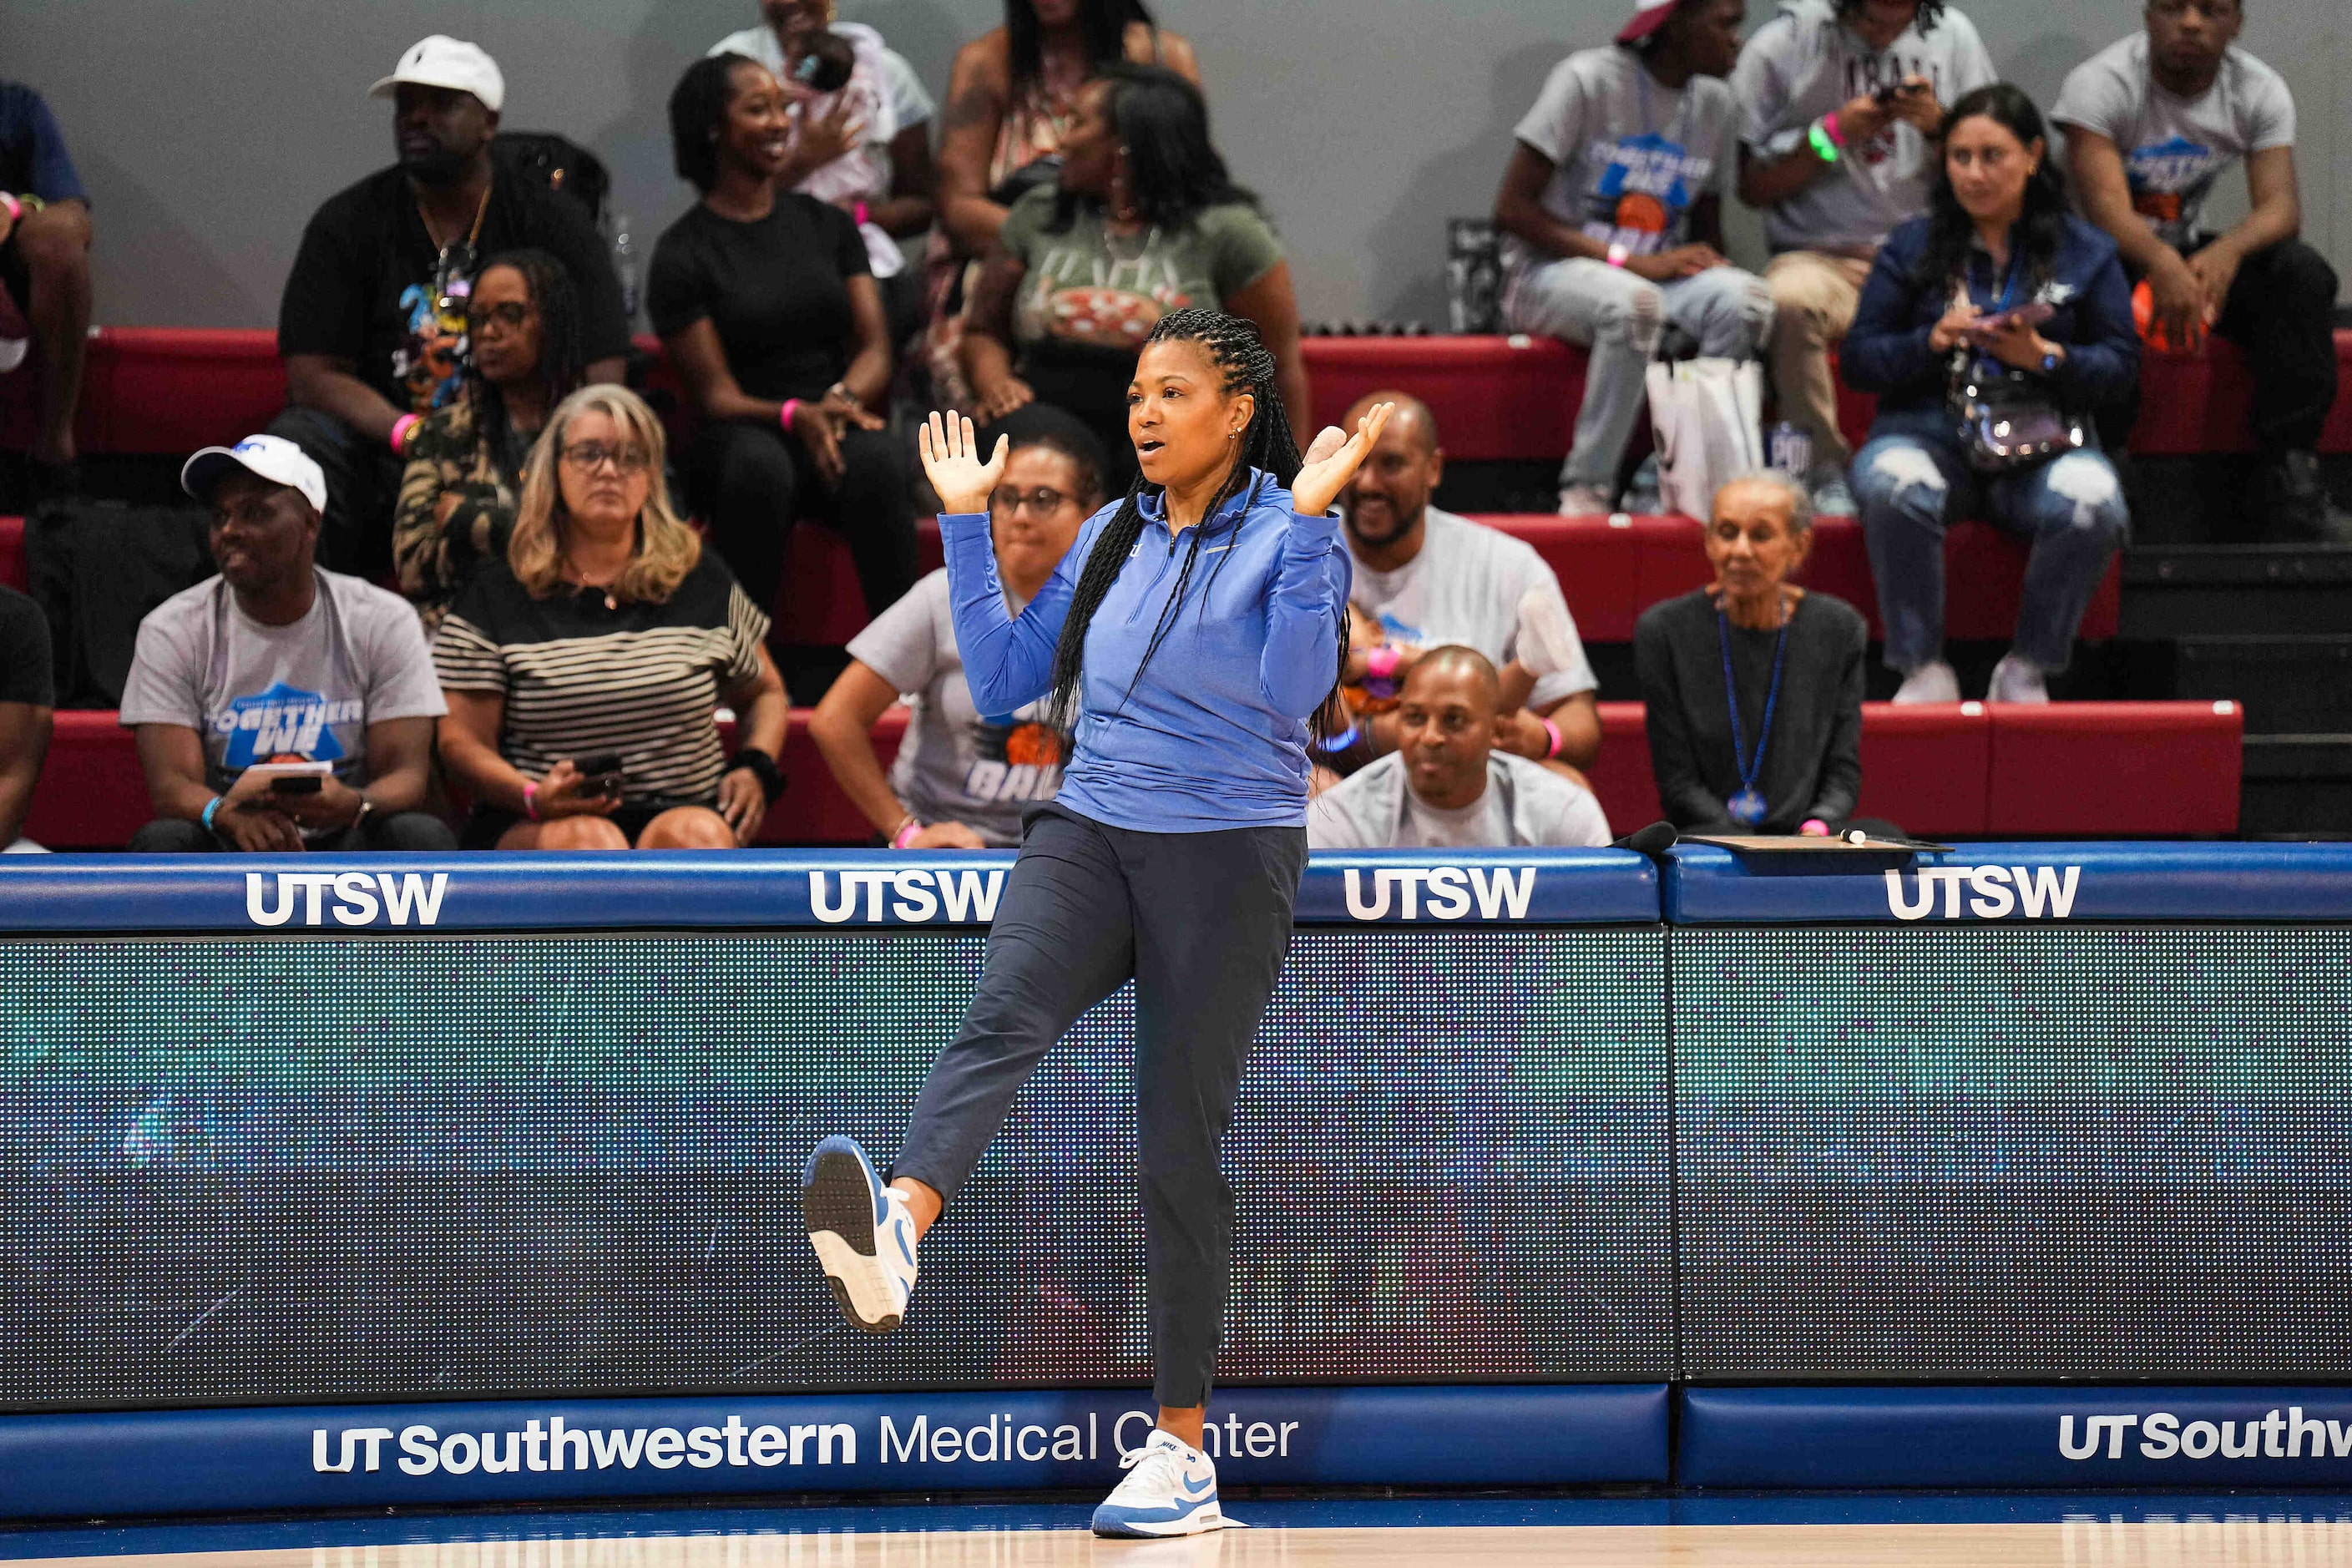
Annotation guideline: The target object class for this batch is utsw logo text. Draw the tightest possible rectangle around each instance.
[1343,867,1535,920]
[246,872,449,928]
[809,867,1005,924]
[1885,865,2080,921]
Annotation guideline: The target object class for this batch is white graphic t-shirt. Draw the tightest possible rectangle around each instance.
[1505,44,1736,274]
[2052,33,2295,250]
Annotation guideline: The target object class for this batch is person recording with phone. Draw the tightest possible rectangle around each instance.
[1844,84,2136,707]
[433,387,791,851]
[803,309,1379,1540]
[121,436,458,852]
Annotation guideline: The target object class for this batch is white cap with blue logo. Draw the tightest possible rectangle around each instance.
[180,435,330,515]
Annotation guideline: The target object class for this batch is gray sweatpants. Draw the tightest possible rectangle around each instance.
[895,802,1308,1409]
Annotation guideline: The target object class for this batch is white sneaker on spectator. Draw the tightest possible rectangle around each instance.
[1808,470,1857,517]
[1092,1429,1240,1538]
[1987,654,2051,705]
[1557,483,1615,517]
[802,1135,918,1333]
[1891,661,1961,705]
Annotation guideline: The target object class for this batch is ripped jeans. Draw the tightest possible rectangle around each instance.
[1852,412,2128,673]
[1505,257,1774,491]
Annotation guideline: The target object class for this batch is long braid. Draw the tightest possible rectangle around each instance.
[1043,306,1348,741]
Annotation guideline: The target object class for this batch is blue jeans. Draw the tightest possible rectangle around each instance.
[1852,415,2127,673]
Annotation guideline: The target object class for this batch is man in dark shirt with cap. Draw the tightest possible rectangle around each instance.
[271,36,630,574]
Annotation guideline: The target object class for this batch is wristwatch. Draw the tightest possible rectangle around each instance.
[2040,344,2066,374]
[352,796,376,832]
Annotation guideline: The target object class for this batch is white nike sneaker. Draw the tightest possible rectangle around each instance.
[802,1136,918,1333]
[1557,483,1615,517]
[1891,660,1961,705]
[1092,1429,1242,1539]
[1987,653,2051,705]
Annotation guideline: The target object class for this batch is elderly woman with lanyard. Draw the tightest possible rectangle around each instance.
[802,307,1387,1539]
[1635,469,1869,836]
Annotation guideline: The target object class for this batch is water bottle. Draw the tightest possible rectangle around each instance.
[1768,422,1813,483]
[609,209,639,323]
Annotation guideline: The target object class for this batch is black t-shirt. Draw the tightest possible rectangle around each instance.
[277,165,632,414]
[0,584,54,707]
[646,195,867,402]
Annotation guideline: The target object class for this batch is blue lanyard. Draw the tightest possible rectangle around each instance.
[1717,604,1789,798]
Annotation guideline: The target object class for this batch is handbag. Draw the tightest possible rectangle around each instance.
[1646,357,1766,519]
[1948,350,2085,473]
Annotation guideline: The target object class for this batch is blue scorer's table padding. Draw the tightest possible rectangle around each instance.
[1662,840,2352,924]
[0,848,1661,932]
[1681,1385,2352,1487]
[0,1386,1668,1519]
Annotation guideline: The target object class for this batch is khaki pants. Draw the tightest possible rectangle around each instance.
[1764,250,1875,468]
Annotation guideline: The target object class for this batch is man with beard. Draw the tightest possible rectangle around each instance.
[272,38,630,574]
[1331,391,1601,777]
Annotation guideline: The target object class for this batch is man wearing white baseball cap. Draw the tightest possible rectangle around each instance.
[271,36,630,576]
[117,435,457,853]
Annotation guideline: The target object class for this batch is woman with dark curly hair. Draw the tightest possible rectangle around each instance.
[649,52,916,637]
[804,310,1385,1540]
[391,249,585,630]
[1844,83,2137,706]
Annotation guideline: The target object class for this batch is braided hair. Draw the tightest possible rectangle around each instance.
[1043,306,1348,741]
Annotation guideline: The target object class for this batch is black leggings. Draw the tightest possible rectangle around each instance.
[685,420,918,630]
[894,802,1308,1409]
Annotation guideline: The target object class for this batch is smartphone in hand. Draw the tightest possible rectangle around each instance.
[575,753,626,796]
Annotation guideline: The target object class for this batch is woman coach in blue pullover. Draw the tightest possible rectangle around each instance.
[804,306,1388,1539]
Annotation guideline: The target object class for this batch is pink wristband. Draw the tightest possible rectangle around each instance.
[1606,242,1631,269]
[0,193,19,225]
[1800,817,1831,836]
[1540,716,1564,760]
[523,781,540,822]
[780,397,802,435]
[389,413,421,456]
[1365,646,1403,681]
[1818,110,1847,148]
[853,200,870,227]
[890,817,922,849]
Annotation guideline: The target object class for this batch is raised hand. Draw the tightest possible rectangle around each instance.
[918,412,1010,514]
[1290,402,1394,519]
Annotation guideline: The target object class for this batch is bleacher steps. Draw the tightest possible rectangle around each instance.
[2121,544,2352,638]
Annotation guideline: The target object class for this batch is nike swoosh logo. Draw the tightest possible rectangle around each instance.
[897,1228,917,1267]
[1178,1477,1216,1500]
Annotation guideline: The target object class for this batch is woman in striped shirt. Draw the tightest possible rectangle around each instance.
[432,386,791,849]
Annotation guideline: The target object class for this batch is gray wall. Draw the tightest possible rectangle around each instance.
[6,0,2344,331]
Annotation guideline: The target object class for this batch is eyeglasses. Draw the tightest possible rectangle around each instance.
[560,442,653,474]
[989,485,1070,515]
[470,301,536,331]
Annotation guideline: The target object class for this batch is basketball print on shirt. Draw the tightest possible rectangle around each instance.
[1581,132,1711,255]
[964,710,1071,805]
[1016,240,1196,351]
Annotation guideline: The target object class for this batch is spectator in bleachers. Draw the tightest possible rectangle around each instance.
[708,0,937,345]
[1494,0,1773,516]
[652,53,916,640]
[392,250,586,633]
[433,386,789,850]
[1845,84,2137,706]
[960,64,1308,492]
[926,0,1199,407]
[0,83,92,499]
[1333,392,1601,776]
[0,583,53,852]
[811,427,1105,847]
[2053,0,2348,541]
[273,38,631,576]
[1636,470,1864,833]
[1730,0,1995,515]
[1308,647,1611,849]
[120,436,457,852]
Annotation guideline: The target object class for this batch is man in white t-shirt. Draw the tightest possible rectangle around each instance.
[1729,0,1995,513]
[2053,0,2345,541]
[1333,392,1602,778]
[1309,648,1611,850]
[1495,0,1771,515]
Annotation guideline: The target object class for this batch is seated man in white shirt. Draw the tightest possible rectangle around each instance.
[1332,391,1601,780]
[1308,646,1611,850]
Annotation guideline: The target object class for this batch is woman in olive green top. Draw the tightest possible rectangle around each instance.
[959,63,1309,490]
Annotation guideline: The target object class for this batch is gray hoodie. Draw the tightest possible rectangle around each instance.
[1727,0,1996,254]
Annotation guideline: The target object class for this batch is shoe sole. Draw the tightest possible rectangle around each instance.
[1091,1505,1237,1539]
[803,1146,904,1334]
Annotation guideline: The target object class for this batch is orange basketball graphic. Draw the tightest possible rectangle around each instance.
[1613,192,1670,235]
[1003,721,1067,768]
[1047,286,1170,348]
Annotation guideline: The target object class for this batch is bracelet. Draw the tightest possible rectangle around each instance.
[0,193,18,225]
[1808,118,1843,164]
[200,796,224,833]
[852,200,870,227]
[1319,723,1360,755]
[1800,817,1831,837]
[1819,109,1847,147]
[780,397,802,435]
[890,816,922,849]
[1364,646,1403,681]
[1606,241,1631,270]
[1539,716,1565,760]
[523,781,541,822]
[729,746,787,806]
[389,413,421,456]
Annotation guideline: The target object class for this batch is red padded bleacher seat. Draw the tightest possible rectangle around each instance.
[94,329,286,454]
[1985,700,2241,837]
[1303,335,1586,464]
[2130,333,2352,457]
[1855,701,1990,834]
[1590,701,1657,832]
[0,515,23,592]
[21,711,143,848]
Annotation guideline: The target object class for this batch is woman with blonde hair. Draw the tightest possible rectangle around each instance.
[432,385,792,850]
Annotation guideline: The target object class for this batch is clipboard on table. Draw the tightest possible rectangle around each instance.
[1682,832,1955,874]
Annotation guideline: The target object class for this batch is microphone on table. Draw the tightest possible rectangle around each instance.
[1612,822,1679,858]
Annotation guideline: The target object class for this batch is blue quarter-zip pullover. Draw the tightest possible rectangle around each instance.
[938,468,1350,832]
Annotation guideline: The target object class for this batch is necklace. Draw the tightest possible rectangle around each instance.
[417,176,492,255]
[1715,594,1791,827]
[564,555,623,611]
